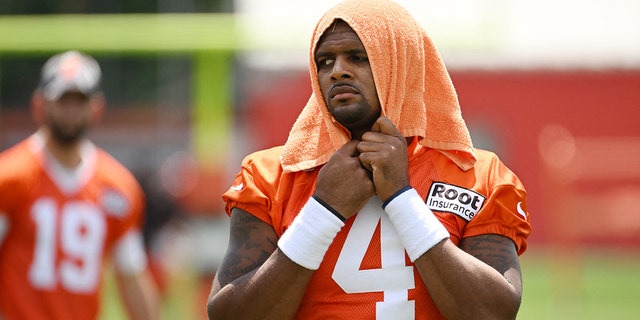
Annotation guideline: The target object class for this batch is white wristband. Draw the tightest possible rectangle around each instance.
[384,188,450,262]
[278,197,345,270]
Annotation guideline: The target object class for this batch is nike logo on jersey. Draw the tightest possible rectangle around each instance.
[426,182,486,221]
[516,202,528,220]
[230,183,244,191]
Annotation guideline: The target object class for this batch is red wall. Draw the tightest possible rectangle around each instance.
[244,69,640,247]
[451,70,640,245]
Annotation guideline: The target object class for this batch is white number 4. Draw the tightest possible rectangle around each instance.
[332,197,416,319]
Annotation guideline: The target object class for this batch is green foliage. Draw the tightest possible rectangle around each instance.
[0,0,231,15]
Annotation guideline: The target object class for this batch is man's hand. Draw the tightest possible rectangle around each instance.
[314,140,375,219]
[358,116,410,201]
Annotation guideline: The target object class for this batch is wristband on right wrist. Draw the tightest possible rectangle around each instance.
[278,197,345,270]
[312,195,346,222]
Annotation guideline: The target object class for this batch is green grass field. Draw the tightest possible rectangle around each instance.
[518,248,640,320]
[100,248,640,320]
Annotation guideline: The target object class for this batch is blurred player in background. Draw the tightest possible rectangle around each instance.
[0,50,159,319]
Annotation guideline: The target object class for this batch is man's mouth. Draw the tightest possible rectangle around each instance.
[330,84,359,100]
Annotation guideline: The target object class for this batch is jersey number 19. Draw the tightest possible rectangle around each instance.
[29,198,106,293]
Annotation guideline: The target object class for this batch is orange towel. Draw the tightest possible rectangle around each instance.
[280,0,477,173]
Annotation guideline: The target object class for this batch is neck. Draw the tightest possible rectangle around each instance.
[43,131,84,168]
[350,131,364,141]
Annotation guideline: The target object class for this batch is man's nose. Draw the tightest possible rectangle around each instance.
[330,57,353,80]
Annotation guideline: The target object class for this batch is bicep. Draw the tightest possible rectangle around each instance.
[212,207,278,292]
[460,234,522,292]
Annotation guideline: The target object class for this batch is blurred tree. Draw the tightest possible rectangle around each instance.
[0,0,231,14]
[0,0,232,109]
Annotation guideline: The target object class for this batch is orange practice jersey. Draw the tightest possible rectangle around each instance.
[223,138,532,319]
[0,135,144,320]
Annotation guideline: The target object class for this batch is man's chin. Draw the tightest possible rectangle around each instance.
[50,128,86,146]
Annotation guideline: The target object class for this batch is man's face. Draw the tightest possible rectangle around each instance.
[315,21,381,139]
[44,91,94,145]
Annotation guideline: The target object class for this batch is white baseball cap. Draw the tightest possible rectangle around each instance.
[38,50,102,101]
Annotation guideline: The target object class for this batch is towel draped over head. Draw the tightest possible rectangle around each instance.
[280,0,477,173]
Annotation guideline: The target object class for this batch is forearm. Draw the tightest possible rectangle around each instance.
[210,198,344,319]
[383,188,521,319]
[209,249,313,320]
[415,240,521,320]
[116,271,160,320]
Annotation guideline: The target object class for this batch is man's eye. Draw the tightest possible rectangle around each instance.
[318,58,334,67]
[353,55,368,62]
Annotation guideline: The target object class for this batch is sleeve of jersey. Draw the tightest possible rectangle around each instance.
[129,182,146,230]
[463,178,532,256]
[112,170,148,273]
[0,161,20,220]
[222,150,281,227]
[0,160,25,246]
[0,179,10,240]
[110,164,146,242]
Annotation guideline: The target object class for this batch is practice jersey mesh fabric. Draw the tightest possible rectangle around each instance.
[223,139,531,319]
[0,135,144,320]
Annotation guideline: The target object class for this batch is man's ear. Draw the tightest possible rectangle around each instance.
[90,93,106,123]
[30,90,46,125]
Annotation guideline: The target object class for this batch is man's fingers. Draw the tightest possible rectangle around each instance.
[336,139,361,157]
[364,117,404,143]
[372,116,402,137]
[358,153,374,171]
